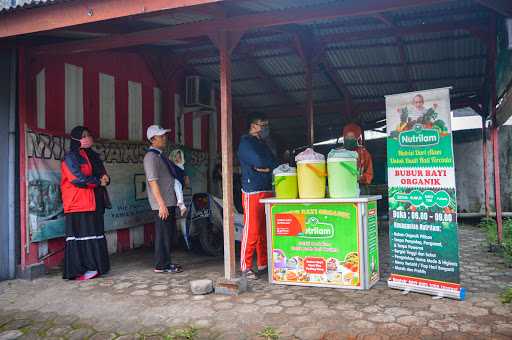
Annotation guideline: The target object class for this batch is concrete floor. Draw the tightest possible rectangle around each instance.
[0,224,511,339]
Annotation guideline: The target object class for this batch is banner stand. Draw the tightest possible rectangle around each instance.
[388,280,466,300]
[385,87,464,301]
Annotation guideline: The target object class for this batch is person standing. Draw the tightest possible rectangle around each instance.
[144,125,183,273]
[61,126,110,280]
[238,113,278,279]
[342,123,374,195]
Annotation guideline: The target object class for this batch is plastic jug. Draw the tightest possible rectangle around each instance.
[295,148,326,199]
[273,164,298,199]
[327,148,359,198]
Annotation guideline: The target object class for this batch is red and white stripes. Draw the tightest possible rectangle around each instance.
[28,51,212,267]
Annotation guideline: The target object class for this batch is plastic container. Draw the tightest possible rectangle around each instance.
[295,148,326,199]
[327,148,359,198]
[273,164,298,199]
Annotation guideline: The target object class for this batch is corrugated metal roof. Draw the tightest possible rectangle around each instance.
[2,0,489,146]
[233,0,341,13]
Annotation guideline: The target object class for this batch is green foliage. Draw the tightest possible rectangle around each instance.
[500,287,512,304]
[257,326,280,340]
[478,217,512,265]
[478,217,498,245]
[166,326,199,340]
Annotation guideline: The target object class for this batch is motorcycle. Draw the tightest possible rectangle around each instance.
[179,193,245,257]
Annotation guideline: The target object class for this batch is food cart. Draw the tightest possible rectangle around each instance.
[261,196,381,290]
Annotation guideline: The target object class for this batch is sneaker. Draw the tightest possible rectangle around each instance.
[154,265,183,274]
[243,269,257,280]
[77,270,98,281]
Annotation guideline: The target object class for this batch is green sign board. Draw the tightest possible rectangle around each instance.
[385,88,463,298]
[270,203,361,287]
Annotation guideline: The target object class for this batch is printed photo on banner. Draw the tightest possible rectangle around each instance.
[386,88,452,139]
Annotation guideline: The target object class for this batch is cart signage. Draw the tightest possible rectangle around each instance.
[385,87,463,299]
[270,203,362,287]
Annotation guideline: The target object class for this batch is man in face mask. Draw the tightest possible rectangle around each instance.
[237,112,278,279]
[343,123,374,194]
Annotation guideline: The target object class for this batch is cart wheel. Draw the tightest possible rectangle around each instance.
[199,222,224,257]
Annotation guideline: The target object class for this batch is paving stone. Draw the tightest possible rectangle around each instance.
[280,300,302,307]
[284,307,309,315]
[494,323,512,336]
[45,326,73,337]
[361,306,382,313]
[459,306,489,317]
[113,282,133,290]
[428,319,459,333]
[312,308,337,317]
[190,280,213,295]
[361,335,390,340]
[116,335,140,340]
[334,303,356,311]
[396,315,426,327]
[234,304,260,314]
[0,330,23,340]
[2,319,32,331]
[88,332,118,340]
[130,290,149,296]
[385,307,411,317]
[68,328,95,340]
[492,306,512,316]
[368,314,396,323]
[213,302,234,310]
[377,323,409,336]
[295,326,322,340]
[347,320,376,330]
[460,322,491,335]
[255,299,278,306]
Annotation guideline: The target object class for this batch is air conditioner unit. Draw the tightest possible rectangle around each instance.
[185,76,212,107]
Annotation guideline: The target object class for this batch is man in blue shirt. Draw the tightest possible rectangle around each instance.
[238,112,278,279]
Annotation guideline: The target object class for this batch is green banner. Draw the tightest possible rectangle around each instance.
[270,203,361,287]
[385,88,463,298]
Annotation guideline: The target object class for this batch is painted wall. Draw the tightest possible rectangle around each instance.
[25,51,213,268]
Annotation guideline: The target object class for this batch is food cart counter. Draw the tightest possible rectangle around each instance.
[261,196,381,290]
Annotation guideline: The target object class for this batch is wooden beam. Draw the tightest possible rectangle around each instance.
[237,73,485,89]
[32,0,456,54]
[0,0,227,38]
[476,0,512,17]
[208,29,243,280]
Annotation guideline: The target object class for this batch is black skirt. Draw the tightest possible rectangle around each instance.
[63,211,110,279]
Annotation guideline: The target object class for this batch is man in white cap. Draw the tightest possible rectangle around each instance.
[144,125,183,273]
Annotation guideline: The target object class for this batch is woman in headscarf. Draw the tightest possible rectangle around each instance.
[61,126,110,280]
[342,123,374,194]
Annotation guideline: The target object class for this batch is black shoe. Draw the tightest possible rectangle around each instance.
[257,267,268,278]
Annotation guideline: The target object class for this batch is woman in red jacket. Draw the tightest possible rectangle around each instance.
[61,126,110,280]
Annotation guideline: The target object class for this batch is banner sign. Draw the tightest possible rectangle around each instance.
[27,130,208,242]
[385,87,464,299]
[270,203,362,288]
